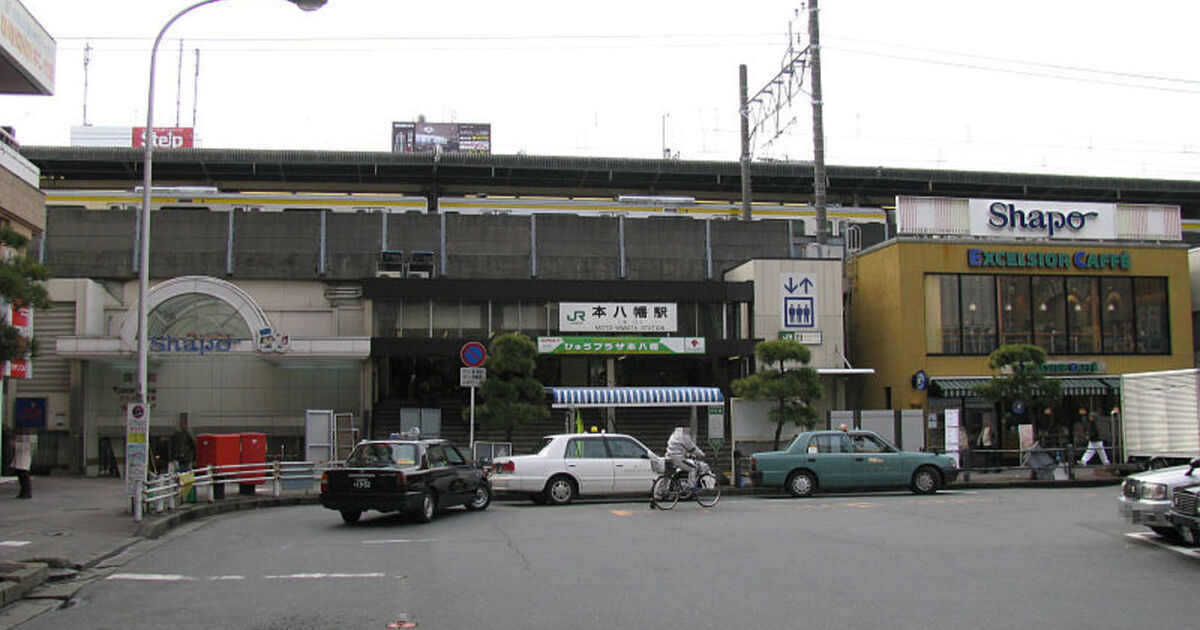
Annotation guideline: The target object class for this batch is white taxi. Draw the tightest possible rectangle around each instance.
[490,433,663,505]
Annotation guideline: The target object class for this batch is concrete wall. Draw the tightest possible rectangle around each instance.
[42,208,798,283]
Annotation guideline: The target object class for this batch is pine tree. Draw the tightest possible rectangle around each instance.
[473,333,549,444]
[731,339,823,450]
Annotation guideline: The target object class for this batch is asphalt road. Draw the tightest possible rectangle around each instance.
[14,487,1200,630]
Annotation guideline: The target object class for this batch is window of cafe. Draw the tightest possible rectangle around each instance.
[925,274,1169,356]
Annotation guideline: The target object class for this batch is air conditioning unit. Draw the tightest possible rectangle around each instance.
[375,270,404,279]
[379,250,405,272]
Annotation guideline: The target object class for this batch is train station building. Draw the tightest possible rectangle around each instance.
[10,147,1200,474]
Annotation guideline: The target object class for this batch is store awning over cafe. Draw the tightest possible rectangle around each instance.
[931,377,1120,398]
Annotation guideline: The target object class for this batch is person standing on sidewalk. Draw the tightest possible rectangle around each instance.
[1079,412,1110,466]
[976,419,995,469]
[12,433,34,498]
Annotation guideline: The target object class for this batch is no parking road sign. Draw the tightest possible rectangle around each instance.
[461,342,487,367]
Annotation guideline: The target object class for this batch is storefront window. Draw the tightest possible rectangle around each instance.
[1066,277,1099,354]
[698,303,724,339]
[548,303,561,334]
[1100,277,1134,353]
[522,302,549,335]
[496,301,521,334]
[461,301,487,339]
[676,303,697,336]
[401,299,430,338]
[961,275,996,355]
[1135,277,1169,353]
[997,276,1031,345]
[926,273,1170,357]
[1032,277,1067,354]
[373,300,399,337]
[924,275,960,354]
[432,301,460,338]
[726,303,743,340]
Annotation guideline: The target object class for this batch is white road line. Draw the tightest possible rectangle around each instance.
[107,573,194,582]
[363,539,435,545]
[0,541,30,547]
[107,571,391,582]
[263,573,387,580]
[1125,532,1200,559]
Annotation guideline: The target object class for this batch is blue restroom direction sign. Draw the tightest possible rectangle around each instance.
[780,272,818,330]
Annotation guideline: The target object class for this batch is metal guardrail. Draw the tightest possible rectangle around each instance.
[138,460,329,521]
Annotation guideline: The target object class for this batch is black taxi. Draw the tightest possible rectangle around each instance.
[320,432,491,524]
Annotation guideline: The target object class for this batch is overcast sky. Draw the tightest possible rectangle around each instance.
[6,0,1200,180]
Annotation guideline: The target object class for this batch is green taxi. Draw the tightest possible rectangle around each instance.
[749,429,959,497]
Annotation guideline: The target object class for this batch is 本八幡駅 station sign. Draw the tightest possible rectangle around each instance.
[558,302,677,333]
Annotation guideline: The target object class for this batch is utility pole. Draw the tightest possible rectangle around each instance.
[739,2,829,242]
[739,65,752,221]
[809,0,828,244]
[82,43,91,126]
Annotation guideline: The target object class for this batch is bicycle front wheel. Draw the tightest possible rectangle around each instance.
[694,472,720,508]
[651,475,679,510]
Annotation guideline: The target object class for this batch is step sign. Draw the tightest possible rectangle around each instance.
[781,272,817,330]
[461,341,487,367]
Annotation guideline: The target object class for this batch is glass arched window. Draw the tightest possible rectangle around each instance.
[148,294,252,339]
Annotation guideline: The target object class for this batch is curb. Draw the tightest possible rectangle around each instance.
[134,494,321,539]
[0,563,47,607]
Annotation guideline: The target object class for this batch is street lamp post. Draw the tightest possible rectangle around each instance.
[134,0,327,522]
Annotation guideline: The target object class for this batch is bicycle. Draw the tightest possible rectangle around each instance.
[650,457,720,509]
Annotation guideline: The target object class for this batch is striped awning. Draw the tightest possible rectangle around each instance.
[550,387,724,408]
[931,377,1119,398]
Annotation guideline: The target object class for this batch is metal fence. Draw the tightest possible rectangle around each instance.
[138,460,326,521]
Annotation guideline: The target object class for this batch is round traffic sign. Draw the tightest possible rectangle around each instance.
[461,341,487,367]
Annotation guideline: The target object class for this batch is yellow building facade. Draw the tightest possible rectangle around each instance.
[847,196,1192,460]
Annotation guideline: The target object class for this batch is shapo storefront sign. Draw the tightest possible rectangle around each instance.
[968,199,1116,240]
[150,334,235,356]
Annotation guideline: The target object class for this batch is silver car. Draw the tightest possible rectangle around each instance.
[1119,460,1200,538]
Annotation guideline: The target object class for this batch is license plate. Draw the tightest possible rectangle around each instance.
[352,477,372,490]
[1181,527,1196,546]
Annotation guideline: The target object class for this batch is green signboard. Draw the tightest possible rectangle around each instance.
[537,336,706,355]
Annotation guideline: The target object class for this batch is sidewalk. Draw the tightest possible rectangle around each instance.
[0,465,1124,623]
[0,474,319,627]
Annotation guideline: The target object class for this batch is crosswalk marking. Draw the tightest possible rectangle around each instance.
[0,540,30,547]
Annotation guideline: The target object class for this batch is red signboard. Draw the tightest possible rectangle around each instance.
[132,126,195,149]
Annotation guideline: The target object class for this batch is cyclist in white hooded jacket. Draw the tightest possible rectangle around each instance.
[666,426,705,490]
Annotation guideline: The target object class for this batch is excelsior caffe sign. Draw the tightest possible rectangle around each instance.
[969,199,1116,240]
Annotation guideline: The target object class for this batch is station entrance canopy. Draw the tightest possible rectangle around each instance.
[550,387,724,409]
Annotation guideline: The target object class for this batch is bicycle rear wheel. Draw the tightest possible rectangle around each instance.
[694,472,720,508]
[651,475,679,510]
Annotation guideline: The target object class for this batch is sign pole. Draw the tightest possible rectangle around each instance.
[469,385,476,450]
